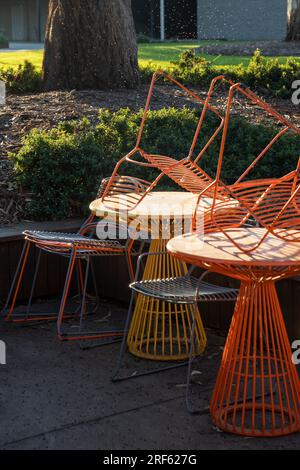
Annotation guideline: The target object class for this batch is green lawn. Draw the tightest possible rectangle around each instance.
[0,49,43,69]
[138,41,250,67]
[0,41,299,71]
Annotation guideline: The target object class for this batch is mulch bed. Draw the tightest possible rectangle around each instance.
[1,84,300,225]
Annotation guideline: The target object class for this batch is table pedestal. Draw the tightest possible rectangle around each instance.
[211,280,300,437]
[127,239,207,361]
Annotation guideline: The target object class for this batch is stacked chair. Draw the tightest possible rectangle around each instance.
[177,78,300,436]
[1,73,216,342]
[110,74,241,379]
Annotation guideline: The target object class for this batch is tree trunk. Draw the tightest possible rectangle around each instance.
[287,0,300,41]
[42,0,139,90]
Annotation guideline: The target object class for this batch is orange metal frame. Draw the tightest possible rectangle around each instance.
[174,247,300,437]
[101,71,225,211]
[171,77,300,437]
[191,76,300,253]
[102,73,300,223]
[3,215,135,343]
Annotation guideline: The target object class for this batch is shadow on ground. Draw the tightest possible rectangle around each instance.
[1,299,300,450]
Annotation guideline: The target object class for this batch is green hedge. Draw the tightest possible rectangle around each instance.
[10,107,300,220]
[141,49,300,99]
[2,50,300,98]
[0,61,41,93]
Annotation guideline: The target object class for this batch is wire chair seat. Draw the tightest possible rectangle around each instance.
[130,276,238,304]
[99,175,152,211]
[23,230,127,254]
[141,153,216,196]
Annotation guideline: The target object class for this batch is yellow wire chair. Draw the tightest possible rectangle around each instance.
[93,73,229,365]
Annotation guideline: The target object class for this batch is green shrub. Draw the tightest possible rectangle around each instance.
[170,49,215,85]
[0,61,41,93]
[243,50,300,98]
[10,107,300,220]
[140,49,300,99]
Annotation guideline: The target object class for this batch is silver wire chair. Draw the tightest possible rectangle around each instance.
[113,251,238,381]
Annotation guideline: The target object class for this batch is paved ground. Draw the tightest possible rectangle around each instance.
[0,42,44,52]
[1,300,300,450]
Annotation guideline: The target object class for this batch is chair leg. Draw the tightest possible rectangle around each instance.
[77,258,85,295]
[185,299,203,414]
[24,248,42,321]
[184,297,220,416]
[125,240,135,282]
[79,256,90,332]
[3,241,31,321]
[4,242,81,323]
[58,253,126,344]
[89,257,100,313]
[112,294,189,382]
[57,249,78,341]
[72,258,97,316]
[112,290,136,381]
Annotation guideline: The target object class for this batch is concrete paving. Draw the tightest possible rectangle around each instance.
[1,299,300,450]
[0,42,43,52]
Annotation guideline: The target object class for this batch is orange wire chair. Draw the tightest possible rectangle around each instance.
[108,72,300,214]
[123,73,298,199]
[191,77,300,252]
[100,71,225,212]
[179,79,300,436]
[2,178,140,343]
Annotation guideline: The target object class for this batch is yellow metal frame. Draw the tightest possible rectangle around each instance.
[127,238,207,361]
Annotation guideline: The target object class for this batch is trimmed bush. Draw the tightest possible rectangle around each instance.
[0,60,41,93]
[140,49,300,99]
[10,107,300,220]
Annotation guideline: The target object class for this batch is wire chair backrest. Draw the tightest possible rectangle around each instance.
[100,71,226,211]
[136,71,225,196]
[192,78,300,253]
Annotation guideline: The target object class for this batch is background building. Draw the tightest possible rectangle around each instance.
[133,0,198,40]
[0,0,289,43]
[0,0,48,42]
[197,0,288,41]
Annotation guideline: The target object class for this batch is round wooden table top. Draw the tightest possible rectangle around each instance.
[90,191,218,220]
[167,227,300,267]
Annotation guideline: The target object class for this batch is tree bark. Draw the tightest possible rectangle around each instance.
[42,0,139,90]
[287,0,300,41]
